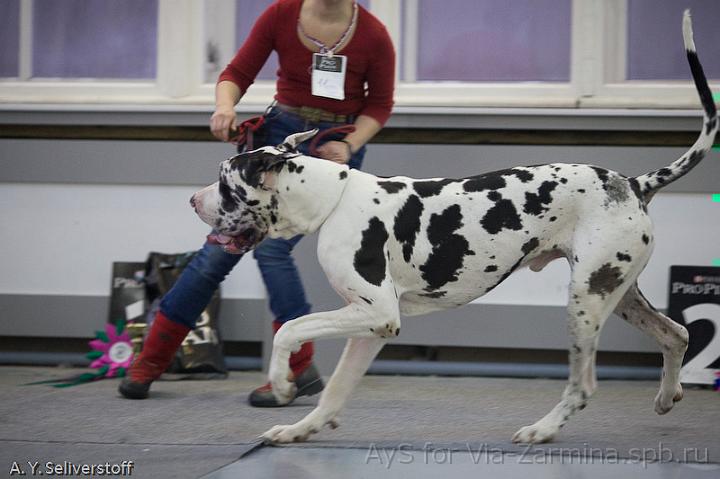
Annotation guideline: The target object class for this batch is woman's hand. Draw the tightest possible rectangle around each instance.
[316,140,353,164]
[210,106,238,142]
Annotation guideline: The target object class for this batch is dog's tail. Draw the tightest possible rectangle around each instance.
[633,10,718,200]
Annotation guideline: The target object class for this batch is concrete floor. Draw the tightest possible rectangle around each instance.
[1,366,718,478]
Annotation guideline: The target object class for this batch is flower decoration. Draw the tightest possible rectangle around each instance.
[87,320,134,378]
[26,320,135,388]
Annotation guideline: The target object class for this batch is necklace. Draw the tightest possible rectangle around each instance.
[298,1,358,56]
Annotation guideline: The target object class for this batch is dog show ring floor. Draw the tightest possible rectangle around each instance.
[1,366,718,478]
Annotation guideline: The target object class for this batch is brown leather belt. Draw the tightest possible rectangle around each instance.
[276,103,351,123]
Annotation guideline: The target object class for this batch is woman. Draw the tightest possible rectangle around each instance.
[120,0,395,406]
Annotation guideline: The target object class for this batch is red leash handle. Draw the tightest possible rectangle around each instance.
[308,125,356,157]
[228,115,266,150]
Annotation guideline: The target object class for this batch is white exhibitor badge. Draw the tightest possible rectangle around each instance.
[312,53,346,100]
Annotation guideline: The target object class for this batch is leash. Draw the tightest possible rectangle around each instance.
[228,116,355,157]
[228,115,265,150]
[308,124,356,157]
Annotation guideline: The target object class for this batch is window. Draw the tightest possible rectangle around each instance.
[626,0,720,80]
[412,0,571,82]
[0,0,20,78]
[1,0,718,109]
[32,0,158,79]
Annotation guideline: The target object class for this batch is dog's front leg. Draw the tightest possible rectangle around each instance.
[262,302,396,443]
[263,337,386,443]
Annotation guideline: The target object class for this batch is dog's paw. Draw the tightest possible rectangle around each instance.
[654,384,683,415]
[270,377,297,406]
[262,424,310,444]
[262,418,338,444]
[511,423,558,444]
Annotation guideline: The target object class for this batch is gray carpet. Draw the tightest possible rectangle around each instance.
[1,366,718,478]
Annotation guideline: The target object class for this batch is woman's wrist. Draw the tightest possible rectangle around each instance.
[340,139,356,155]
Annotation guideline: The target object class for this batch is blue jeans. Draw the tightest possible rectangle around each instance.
[160,107,366,328]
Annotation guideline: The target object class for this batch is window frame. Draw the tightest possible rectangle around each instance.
[0,0,716,110]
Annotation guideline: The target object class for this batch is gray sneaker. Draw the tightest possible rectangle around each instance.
[248,363,324,407]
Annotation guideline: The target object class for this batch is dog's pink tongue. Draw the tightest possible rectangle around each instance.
[206,233,232,245]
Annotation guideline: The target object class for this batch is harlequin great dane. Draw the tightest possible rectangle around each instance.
[191,11,717,444]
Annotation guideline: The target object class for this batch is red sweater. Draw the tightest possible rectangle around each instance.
[218,0,395,125]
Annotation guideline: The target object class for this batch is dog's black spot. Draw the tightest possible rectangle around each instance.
[420,204,475,290]
[414,178,457,198]
[521,237,539,255]
[657,168,672,177]
[560,178,568,184]
[616,252,632,262]
[484,265,498,272]
[523,181,558,215]
[463,173,506,193]
[481,199,523,234]
[604,174,630,204]
[295,165,305,174]
[577,189,586,193]
[286,161,297,173]
[373,198,380,204]
[590,166,610,190]
[230,150,287,188]
[378,181,406,194]
[232,184,248,202]
[642,234,650,244]
[218,181,238,212]
[506,169,535,183]
[628,178,643,201]
[394,195,424,263]
[487,190,502,202]
[353,217,389,286]
[549,216,557,222]
[705,117,718,135]
[419,291,447,298]
[339,171,348,180]
[587,263,624,299]
[245,199,260,207]
[359,296,373,305]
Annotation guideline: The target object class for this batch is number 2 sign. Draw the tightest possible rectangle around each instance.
[667,266,720,385]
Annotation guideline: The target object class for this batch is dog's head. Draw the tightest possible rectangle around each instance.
[191,129,318,254]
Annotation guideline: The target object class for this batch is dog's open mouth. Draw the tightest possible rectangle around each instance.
[206,228,262,255]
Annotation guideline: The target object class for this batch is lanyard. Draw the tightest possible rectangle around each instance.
[298,2,358,56]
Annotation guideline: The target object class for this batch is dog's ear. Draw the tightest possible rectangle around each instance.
[234,151,287,191]
[279,129,319,152]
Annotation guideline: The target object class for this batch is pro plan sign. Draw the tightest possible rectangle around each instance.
[667,266,720,385]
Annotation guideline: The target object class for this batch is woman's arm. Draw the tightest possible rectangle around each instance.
[316,114,382,164]
[209,3,277,141]
[210,81,243,142]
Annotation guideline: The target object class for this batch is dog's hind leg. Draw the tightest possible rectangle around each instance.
[512,255,641,444]
[263,337,386,443]
[614,285,689,414]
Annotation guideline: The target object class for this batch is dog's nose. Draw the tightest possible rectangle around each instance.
[190,195,197,209]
